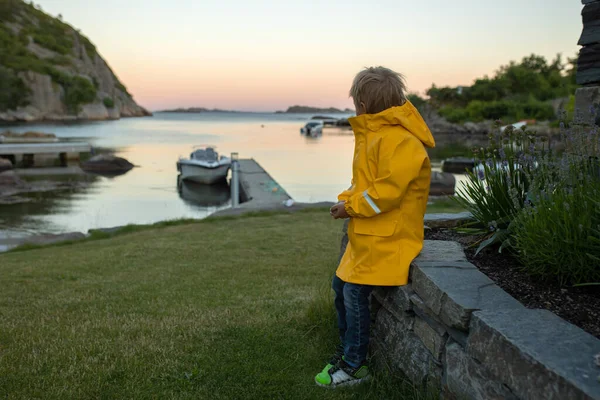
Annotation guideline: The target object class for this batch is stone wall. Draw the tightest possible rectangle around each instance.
[576,0,600,123]
[339,221,600,399]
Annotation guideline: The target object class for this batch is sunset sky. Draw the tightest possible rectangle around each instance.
[37,0,582,112]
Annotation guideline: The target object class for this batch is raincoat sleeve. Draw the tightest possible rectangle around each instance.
[337,180,355,202]
[344,137,426,218]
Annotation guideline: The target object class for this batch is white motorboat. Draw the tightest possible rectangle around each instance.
[177,147,231,184]
[300,121,324,137]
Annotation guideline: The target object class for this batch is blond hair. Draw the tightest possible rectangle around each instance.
[349,66,407,114]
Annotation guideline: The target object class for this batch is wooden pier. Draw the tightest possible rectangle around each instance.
[237,159,291,206]
[0,142,91,167]
[212,158,333,217]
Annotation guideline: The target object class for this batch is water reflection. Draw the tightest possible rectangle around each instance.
[177,178,231,207]
[0,173,98,237]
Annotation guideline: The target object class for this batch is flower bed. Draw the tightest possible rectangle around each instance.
[425,227,600,339]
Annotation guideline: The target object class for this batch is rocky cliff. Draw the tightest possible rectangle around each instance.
[0,0,150,122]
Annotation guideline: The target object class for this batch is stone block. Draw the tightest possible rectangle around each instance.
[578,69,600,86]
[414,240,467,263]
[468,309,600,400]
[373,284,414,313]
[580,3,600,46]
[372,307,441,386]
[411,253,524,331]
[424,212,474,229]
[411,293,469,348]
[575,87,600,125]
[444,342,518,400]
[414,316,448,360]
[578,43,600,70]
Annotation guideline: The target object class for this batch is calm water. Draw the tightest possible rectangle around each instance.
[1,112,362,238]
[1,112,467,239]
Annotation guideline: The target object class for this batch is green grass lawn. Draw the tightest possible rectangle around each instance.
[0,210,436,399]
[427,197,466,214]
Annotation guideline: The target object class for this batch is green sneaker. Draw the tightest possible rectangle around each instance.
[315,359,371,388]
[315,344,345,382]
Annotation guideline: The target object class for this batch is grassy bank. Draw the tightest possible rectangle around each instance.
[0,210,435,399]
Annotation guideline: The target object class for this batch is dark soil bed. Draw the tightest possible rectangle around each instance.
[425,228,600,339]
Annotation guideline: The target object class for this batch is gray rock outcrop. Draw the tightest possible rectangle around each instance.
[0,3,151,122]
[0,158,13,173]
[80,155,134,175]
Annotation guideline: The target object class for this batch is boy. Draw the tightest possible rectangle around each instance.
[315,66,435,388]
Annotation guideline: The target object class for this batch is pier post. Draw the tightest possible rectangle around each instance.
[231,152,240,207]
[22,154,34,168]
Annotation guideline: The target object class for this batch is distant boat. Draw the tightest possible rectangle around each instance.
[311,115,339,126]
[300,121,323,137]
[441,157,476,174]
[500,120,534,132]
[177,147,231,184]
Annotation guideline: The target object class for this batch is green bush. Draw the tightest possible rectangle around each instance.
[512,122,600,284]
[78,34,96,60]
[428,54,577,123]
[426,142,473,161]
[0,65,30,111]
[43,68,97,113]
[456,117,600,285]
[48,55,71,66]
[407,93,427,111]
[0,0,22,22]
[439,99,555,124]
[513,181,600,285]
[438,106,469,123]
[64,76,96,113]
[103,97,114,108]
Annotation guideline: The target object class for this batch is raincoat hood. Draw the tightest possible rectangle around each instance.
[348,101,436,148]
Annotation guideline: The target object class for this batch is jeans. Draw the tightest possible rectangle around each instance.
[332,274,374,368]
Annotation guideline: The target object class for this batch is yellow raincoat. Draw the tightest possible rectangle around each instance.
[337,101,435,286]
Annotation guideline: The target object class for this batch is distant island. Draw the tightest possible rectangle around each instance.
[156,107,241,113]
[277,106,354,114]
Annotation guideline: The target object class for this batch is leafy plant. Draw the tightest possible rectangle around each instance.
[512,122,600,285]
[407,93,427,111]
[78,33,96,60]
[63,75,96,113]
[0,65,30,111]
[103,97,114,109]
[454,123,540,254]
[439,98,555,124]
[428,54,577,123]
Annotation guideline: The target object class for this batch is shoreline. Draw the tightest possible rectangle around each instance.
[0,113,153,127]
[0,208,470,254]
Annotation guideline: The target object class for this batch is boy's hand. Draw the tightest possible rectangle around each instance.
[330,202,349,219]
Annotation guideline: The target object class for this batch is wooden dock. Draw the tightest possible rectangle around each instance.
[0,142,91,155]
[211,158,333,217]
[0,142,91,167]
[237,159,291,206]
